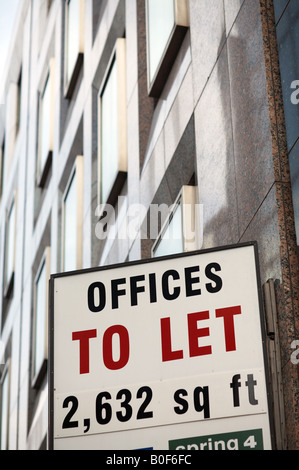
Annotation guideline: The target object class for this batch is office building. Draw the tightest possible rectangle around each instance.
[0,0,298,450]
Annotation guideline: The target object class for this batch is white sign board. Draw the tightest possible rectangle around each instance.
[49,243,273,450]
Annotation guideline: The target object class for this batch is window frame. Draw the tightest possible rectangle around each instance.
[3,193,17,298]
[61,156,84,272]
[145,0,189,98]
[16,67,22,136]
[5,82,20,176]
[97,37,127,210]
[64,0,85,98]
[37,58,55,188]
[31,247,51,388]
[0,139,5,199]
[151,185,200,258]
[0,360,11,450]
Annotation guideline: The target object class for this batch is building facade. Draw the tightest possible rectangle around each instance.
[0,0,298,450]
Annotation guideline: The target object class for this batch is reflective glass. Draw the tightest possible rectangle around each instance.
[66,0,80,84]
[101,59,118,203]
[147,0,175,82]
[63,171,77,271]
[153,202,183,257]
[6,201,15,285]
[34,260,46,378]
[275,0,299,151]
[39,74,50,172]
[289,142,299,249]
[275,0,299,255]
[0,143,5,196]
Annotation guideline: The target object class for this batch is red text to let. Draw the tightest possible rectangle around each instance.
[72,306,242,374]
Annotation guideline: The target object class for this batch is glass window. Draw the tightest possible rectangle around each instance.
[0,365,10,450]
[5,199,16,289]
[147,0,175,84]
[65,0,84,95]
[289,142,299,256]
[274,1,299,259]
[100,59,118,204]
[275,0,299,152]
[5,83,19,175]
[63,171,77,272]
[0,140,5,198]
[62,156,83,272]
[38,59,54,186]
[153,202,183,258]
[16,68,22,135]
[39,74,51,173]
[146,0,189,97]
[152,186,201,257]
[32,249,50,385]
[98,38,127,207]
[66,0,79,84]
